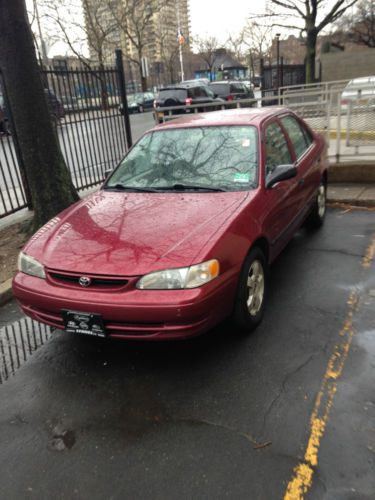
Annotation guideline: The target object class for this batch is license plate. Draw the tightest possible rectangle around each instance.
[62,310,106,338]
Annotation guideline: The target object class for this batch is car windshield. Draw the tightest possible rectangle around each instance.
[106,126,258,192]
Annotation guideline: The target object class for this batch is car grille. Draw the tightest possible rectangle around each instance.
[47,270,129,290]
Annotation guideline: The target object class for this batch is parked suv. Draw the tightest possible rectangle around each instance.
[208,81,255,107]
[154,83,224,122]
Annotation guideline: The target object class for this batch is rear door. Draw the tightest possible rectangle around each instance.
[279,114,320,217]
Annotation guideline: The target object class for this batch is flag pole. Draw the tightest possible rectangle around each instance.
[177,1,185,81]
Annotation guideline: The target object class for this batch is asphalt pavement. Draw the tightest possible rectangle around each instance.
[0,208,374,499]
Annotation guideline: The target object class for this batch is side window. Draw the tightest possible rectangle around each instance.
[265,122,292,178]
[281,115,312,158]
[193,86,205,97]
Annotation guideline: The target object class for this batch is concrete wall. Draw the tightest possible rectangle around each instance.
[321,48,375,81]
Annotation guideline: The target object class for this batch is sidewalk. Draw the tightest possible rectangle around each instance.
[327,183,375,207]
[0,182,374,307]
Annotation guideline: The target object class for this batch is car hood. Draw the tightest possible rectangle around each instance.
[24,190,250,276]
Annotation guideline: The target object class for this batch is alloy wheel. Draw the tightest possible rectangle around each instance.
[246,260,265,316]
[318,184,326,219]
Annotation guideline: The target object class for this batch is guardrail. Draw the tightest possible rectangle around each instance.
[154,85,375,164]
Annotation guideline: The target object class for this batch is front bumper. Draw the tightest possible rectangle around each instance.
[13,271,238,340]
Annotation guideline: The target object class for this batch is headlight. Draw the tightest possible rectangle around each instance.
[137,259,220,290]
[17,252,46,279]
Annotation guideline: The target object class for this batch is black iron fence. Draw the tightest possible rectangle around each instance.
[260,59,306,105]
[0,51,130,219]
[0,317,51,383]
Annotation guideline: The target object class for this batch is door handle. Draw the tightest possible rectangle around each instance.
[298,178,305,186]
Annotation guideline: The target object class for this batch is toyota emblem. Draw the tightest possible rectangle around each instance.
[79,276,92,287]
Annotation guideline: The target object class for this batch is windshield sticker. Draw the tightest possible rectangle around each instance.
[234,173,250,183]
[242,139,250,147]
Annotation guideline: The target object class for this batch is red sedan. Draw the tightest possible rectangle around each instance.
[13,108,328,340]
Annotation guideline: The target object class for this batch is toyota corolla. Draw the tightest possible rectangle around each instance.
[13,108,328,340]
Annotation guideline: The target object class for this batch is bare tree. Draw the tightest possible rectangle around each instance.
[194,35,221,81]
[0,0,79,230]
[159,34,180,84]
[339,0,375,47]
[41,0,118,68]
[41,0,119,108]
[241,20,273,75]
[259,0,359,82]
[225,33,246,63]
[111,0,167,91]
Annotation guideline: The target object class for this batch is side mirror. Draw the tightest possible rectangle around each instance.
[266,164,297,189]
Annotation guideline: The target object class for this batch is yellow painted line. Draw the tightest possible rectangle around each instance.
[363,238,375,268]
[315,129,375,141]
[284,235,375,500]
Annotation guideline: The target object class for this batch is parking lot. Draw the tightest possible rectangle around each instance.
[0,208,374,499]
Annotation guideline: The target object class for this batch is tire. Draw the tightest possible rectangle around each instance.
[232,247,268,333]
[306,180,326,229]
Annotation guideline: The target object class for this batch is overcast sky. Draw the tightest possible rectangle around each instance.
[27,0,356,58]
[189,0,264,43]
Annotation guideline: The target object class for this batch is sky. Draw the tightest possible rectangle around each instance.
[189,0,265,43]
[26,0,269,58]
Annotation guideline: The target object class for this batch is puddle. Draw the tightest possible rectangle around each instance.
[0,317,52,383]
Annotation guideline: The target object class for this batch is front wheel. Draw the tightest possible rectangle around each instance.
[306,180,326,229]
[231,247,268,333]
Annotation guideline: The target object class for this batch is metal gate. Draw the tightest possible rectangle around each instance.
[261,60,306,104]
[0,53,130,219]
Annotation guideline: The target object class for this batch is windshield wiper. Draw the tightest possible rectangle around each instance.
[154,183,227,192]
[104,183,158,193]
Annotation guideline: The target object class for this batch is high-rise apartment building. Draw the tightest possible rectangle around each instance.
[83,0,191,88]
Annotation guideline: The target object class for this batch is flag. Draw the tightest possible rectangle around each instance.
[177,29,185,45]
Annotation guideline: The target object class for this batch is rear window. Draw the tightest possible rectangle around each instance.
[230,83,243,93]
[157,89,186,101]
[208,83,228,94]
[281,115,312,158]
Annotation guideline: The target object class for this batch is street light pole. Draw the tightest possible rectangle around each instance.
[33,0,48,66]
[276,33,281,90]
[177,0,185,82]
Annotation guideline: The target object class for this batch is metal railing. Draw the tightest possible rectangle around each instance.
[154,84,375,164]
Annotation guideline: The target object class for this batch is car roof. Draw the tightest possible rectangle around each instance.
[151,107,290,130]
[162,82,206,90]
[347,76,375,85]
[208,81,242,85]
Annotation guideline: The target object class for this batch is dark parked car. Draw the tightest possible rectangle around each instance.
[208,81,255,106]
[0,90,64,131]
[13,107,328,341]
[44,89,65,120]
[154,83,224,122]
[0,93,10,135]
[120,92,155,114]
